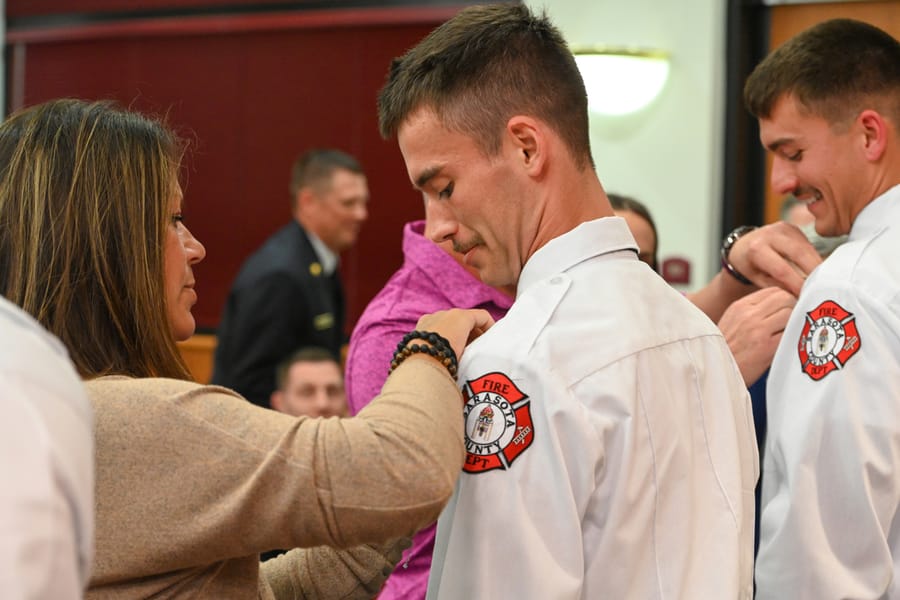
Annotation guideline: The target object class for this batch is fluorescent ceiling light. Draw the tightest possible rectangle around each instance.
[573,47,670,116]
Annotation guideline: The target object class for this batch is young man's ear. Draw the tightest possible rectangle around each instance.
[858,109,889,162]
[506,116,546,176]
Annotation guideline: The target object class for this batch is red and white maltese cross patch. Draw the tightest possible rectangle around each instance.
[461,372,534,474]
[797,299,861,381]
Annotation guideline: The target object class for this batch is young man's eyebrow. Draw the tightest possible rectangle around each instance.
[414,164,443,190]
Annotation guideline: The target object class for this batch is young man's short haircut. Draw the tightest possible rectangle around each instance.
[744,18,900,125]
[289,148,363,201]
[377,3,594,170]
[274,346,340,390]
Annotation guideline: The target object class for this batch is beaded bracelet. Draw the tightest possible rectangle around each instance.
[720,225,758,285]
[389,330,459,378]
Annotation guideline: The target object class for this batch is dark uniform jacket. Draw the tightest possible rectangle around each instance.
[212,222,344,407]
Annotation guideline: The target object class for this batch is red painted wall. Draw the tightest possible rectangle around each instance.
[7,0,300,17]
[6,7,458,334]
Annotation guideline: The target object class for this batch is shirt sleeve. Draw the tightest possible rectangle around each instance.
[89,358,465,580]
[261,538,408,599]
[430,335,756,599]
[0,375,93,600]
[756,283,900,599]
[428,359,604,599]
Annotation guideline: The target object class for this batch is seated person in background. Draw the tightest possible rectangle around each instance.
[0,98,492,599]
[0,295,94,600]
[264,347,350,562]
[270,347,347,419]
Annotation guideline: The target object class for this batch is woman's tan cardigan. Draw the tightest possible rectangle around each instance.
[84,357,464,599]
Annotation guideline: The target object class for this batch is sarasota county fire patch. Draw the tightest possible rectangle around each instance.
[798,299,861,381]
[461,372,534,474]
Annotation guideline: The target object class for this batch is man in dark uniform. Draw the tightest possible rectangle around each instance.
[212,149,369,408]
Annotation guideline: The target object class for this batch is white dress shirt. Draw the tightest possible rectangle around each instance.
[757,184,900,599]
[427,217,758,599]
[0,297,94,599]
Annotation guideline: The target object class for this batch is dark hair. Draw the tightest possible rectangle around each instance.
[744,18,900,125]
[377,3,593,170]
[289,148,364,204]
[275,346,341,390]
[608,192,659,271]
[0,98,191,380]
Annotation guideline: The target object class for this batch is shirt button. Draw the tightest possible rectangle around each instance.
[550,276,563,285]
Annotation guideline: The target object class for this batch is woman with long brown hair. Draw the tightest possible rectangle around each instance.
[0,98,490,598]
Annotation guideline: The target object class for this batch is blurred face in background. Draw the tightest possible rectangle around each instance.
[299,168,369,253]
[270,359,347,418]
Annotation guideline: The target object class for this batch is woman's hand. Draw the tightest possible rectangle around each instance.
[415,308,494,361]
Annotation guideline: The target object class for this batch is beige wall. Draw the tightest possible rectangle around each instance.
[528,0,727,291]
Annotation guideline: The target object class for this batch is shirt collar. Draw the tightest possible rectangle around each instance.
[517,216,639,297]
[305,229,339,276]
[849,183,900,242]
